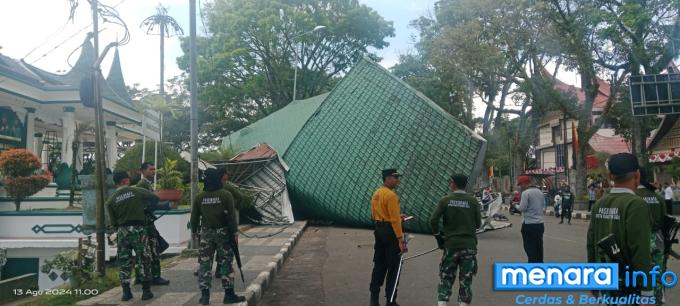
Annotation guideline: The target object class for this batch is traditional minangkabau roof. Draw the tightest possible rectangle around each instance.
[0,35,134,109]
[587,133,632,154]
[283,58,487,233]
[222,93,329,154]
[541,68,611,109]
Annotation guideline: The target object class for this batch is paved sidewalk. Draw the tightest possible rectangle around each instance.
[77,221,307,306]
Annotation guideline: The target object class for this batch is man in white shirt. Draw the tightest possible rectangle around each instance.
[664,182,674,215]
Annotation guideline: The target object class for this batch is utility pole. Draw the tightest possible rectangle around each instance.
[189,0,199,248]
[91,0,107,276]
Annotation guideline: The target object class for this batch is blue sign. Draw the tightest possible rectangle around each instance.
[494,263,618,291]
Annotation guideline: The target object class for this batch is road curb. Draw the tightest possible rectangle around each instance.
[501,205,591,220]
[244,221,308,306]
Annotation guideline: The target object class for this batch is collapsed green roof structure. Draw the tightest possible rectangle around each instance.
[223,58,486,233]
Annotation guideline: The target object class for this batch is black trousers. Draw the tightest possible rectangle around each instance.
[588,200,595,212]
[521,223,544,263]
[369,223,400,300]
[666,199,674,215]
[561,205,572,223]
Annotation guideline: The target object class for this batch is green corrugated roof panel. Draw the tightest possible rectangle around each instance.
[222,93,329,154]
[283,58,487,233]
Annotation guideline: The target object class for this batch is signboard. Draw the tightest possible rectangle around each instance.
[630,73,680,116]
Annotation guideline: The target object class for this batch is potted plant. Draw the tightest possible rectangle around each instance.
[0,149,51,211]
[155,158,184,201]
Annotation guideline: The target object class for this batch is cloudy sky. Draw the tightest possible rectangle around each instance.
[0,0,436,90]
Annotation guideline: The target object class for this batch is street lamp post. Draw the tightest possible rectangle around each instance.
[292,25,326,101]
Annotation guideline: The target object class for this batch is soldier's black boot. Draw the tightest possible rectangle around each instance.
[141,282,154,300]
[369,291,380,306]
[121,284,133,301]
[199,289,210,305]
[152,276,170,285]
[224,288,246,304]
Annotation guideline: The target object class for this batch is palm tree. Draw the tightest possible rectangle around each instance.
[140,4,184,97]
[141,4,184,165]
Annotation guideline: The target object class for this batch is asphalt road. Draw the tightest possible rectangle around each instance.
[259,214,680,306]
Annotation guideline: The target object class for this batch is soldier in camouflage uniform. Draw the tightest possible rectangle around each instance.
[430,174,481,306]
[133,162,171,286]
[190,168,246,305]
[636,170,668,306]
[106,171,158,301]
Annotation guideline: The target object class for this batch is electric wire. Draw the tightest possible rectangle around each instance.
[28,0,128,65]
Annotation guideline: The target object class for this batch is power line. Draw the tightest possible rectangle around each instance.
[27,0,128,65]
[21,20,70,60]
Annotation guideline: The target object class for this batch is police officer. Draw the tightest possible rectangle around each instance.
[587,153,653,304]
[190,168,246,305]
[430,174,481,306]
[106,171,157,301]
[369,168,405,306]
[636,169,667,305]
[133,162,170,286]
[560,186,574,225]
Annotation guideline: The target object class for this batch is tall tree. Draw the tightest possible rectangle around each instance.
[177,0,395,137]
[536,0,680,198]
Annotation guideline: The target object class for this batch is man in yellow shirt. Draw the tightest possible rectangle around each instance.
[369,168,405,306]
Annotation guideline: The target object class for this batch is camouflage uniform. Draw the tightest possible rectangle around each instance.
[438,248,477,303]
[430,190,481,304]
[134,177,165,280]
[106,185,159,287]
[651,232,666,305]
[198,227,236,290]
[117,225,152,284]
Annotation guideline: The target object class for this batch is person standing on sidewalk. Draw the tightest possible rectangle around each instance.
[430,174,481,306]
[190,168,246,305]
[517,175,545,263]
[560,186,573,225]
[369,168,405,306]
[133,162,171,286]
[106,171,157,302]
[664,182,674,215]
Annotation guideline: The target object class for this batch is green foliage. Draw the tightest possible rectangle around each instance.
[156,159,183,190]
[667,157,680,180]
[0,149,51,211]
[390,53,471,127]
[40,249,93,281]
[114,141,190,181]
[176,0,394,144]
[200,147,237,162]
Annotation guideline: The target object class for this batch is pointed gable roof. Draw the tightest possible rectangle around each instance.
[541,67,610,109]
[104,48,133,105]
